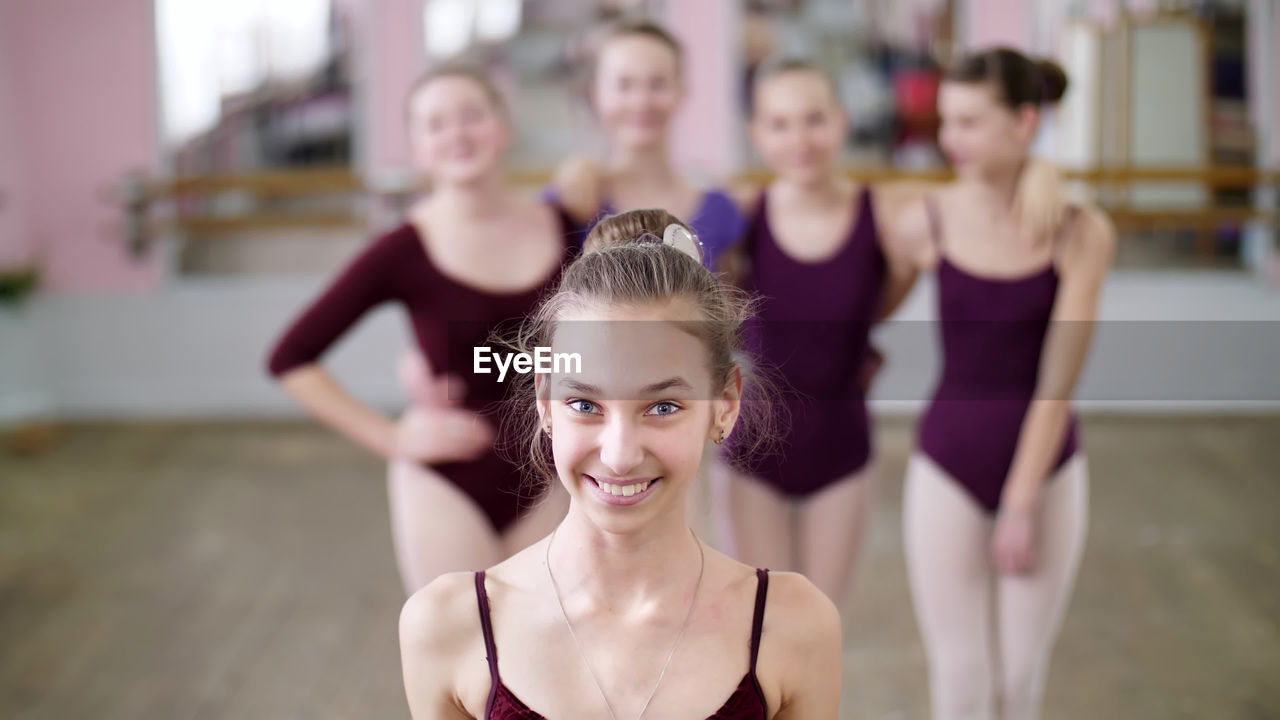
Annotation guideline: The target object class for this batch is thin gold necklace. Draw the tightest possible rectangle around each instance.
[545,527,705,720]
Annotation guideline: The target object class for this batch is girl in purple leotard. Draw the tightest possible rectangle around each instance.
[713,60,921,607]
[267,65,581,596]
[400,210,841,719]
[885,48,1114,720]
[550,19,749,271]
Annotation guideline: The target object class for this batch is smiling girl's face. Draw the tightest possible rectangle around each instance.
[538,299,739,534]
[937,81,1037,179]
[407,74,509,185]
[593,33,683,151]
[750,68,846,186]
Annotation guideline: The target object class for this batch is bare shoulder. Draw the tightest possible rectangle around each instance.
[1061,203,1116,272]
[881,190,937,268]
[763,571,842,644]
[551,153,605,224]
[755,571,842,717]
[400,572,485,719]
[1073,203,1117,250]
[400,571,480,659]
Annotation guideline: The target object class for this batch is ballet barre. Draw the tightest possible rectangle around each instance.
[116,165,1277,256]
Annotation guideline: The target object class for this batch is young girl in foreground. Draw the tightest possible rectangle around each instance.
[888,48,1114,720]
[400,210,842,719]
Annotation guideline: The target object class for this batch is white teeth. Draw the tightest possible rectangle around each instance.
[600,481,651,497]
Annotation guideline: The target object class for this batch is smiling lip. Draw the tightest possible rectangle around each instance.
[623,116,662,127]
[584,474,661,506]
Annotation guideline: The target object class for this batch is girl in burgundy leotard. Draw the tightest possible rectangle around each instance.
[713,60,914,608]
[548,19,749,271]
[266,65,582,596]
[885,48,1114,719]
[399,211,842,719]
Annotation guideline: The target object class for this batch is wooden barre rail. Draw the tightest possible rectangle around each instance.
[174,213,366,235]
[145,165,1280,199]
[167,207,1276,236]
[1102,207,1277,230]
[144,166,1278,236]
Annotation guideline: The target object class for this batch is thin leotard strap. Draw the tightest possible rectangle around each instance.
[748,569,770,674]
[474,571,501,683]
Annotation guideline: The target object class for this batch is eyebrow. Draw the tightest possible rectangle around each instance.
[558,377,694,396]
[640,377,694,394]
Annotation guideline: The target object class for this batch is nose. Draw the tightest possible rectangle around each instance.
[597,415,645,477]
[447,121,469,142]
[785,134,810,158]
[627,83,661,107]
[626,92,654,114]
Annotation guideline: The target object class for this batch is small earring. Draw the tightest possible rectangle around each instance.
[543,424,552,437]
[713,429,725,445]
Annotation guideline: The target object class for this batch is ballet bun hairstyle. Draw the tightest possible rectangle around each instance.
[405,62,509,120]
[946,47,1069,110]
[499,209,778,489]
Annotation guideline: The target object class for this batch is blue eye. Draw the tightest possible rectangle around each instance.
[647,402,680,417]
[568,399,599,415]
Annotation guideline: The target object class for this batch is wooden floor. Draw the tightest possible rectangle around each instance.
[2,416,1278,719]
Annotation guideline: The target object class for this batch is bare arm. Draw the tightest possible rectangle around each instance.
[266,232,493,465]
[550,154,604,226]
[400,574,480,720]
[871,182,936,321]
[1001,207,1115,514]
[769,574,843,720]
[279,365,397,457]
[266,234,406,458]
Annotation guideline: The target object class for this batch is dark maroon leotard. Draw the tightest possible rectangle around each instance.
[267,205,582,532]
[473,569,771,719]
[726,187,886,497]
[917,198,1080,514]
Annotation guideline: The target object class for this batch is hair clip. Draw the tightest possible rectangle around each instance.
[662,223,705,264]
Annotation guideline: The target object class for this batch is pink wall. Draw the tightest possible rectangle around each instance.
[1,0,159,291]
[0,7,29,268]
[665,0,740,178]
[358,0,423,177]
[966,0,1031,51]
[355,0,742,180]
